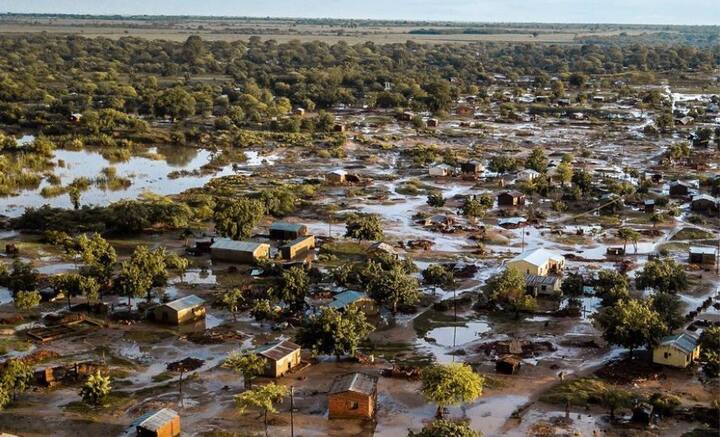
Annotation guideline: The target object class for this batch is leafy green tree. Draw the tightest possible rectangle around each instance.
[699,327,720,377]
[51,272,100,309]
[420,363,484,418]
[297,306,374,359]
[556,161,573,187]
[488,156,518,173]
[4,259,39,293]
[75,233,117,293]
[367,264,420,314]
[14,290,41,312]
[0,359,32,404]
[223,351,266,388]
[487,268,535,317]
[79,371,111,406]
[117,261,152,307]
[68,186,81,210]
[600,386,636,420]
[650,291,684,331]
[345,213,383,241]
[571,169,593,193]
[593,298,667,357]
[636,258,688,293]
[222,287,246,321]
[275,265,310,311]
[461,197,487,221]
[422,264,455,287]
[616,227,640,254]
[427,191,445,208]
[525,147,548,173]
[409,420,482,437]
[214,198,265,240]
[594,270,630,307]
[235,382,288,437]
[155,87,196,121]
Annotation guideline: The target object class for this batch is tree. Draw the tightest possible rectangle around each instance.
[4,259,39,293]
[525,147,548,173]
[156,87,196,121]
[275,266,309,311]
[345,213,383,241]
[593,298,667,357]
[487,268,535,317]
[117,260,152,307]
[235,382,288,437]
[488,155,518,173]
[616,227,640,254]
[75,233,117,294]
[117,245,172,303]
[0,359,32,404]
[68,186,81,210]
[556,161,573,187]
[571,169,593,193]
[699,327,720,377]
[51,272,100,309]
[409,420,482,437]
[420,363,484,418]
[636,258,688,293]
[427,191,445,207]
[650,291,684,332]
[223,351,266,388]
[461,197,487,221]
[14,290,41,312]
[297,306,374,359]
[79,371,111,406]
[600,386,635,420]
[214,198,265,240]
[594,270,630,307]
[367,264,420,314]
[222,288,245,321]
[422,264,455,287]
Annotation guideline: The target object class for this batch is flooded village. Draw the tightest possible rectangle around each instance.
[0,18,718,437]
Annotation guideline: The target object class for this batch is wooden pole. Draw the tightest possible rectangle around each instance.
[290,386,295,437]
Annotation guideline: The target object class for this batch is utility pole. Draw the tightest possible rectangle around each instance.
[290,386,295,437]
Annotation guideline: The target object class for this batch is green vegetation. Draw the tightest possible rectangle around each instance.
[297,306,375,359]
[79,371,112,406]
[420,363,484,418]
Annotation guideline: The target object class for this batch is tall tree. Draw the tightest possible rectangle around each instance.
[593,298,667,357]
[297,306,374,359]
[420,363,484,418]
[345,213,384,241]
[235,383,289,437]
[223,351,266,389]
[214,198,265,240]
[636,258,688,293]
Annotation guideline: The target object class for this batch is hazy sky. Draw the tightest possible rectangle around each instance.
[3,0,719,25]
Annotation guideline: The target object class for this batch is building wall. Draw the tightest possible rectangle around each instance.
[507,260,547,276]
[211,245,269,264]
[652,345,699,368]
[177,306,206,324]
[328,391,375,419]
[264,349,301,377]
[282,236,315,259]
[137,415,181,437]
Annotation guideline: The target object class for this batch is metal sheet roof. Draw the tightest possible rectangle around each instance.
[137,408,178,432]
[270,222,307,233]
[659,332,699,355]
[163,295,205,312]
[329,372,377,396]
[255,339,301,362]
[690,246,717,255]
[510,248,564,267]
[328,290,368,310]
[211,238,267,253]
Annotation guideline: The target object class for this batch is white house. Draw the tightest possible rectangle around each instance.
[429,164,454,177]
[507,248,565,276]
[517,169,540,182]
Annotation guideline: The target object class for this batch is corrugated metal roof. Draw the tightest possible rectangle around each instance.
[659,332,699,355]
[211,238,267,253]
[256,339,300,362]
[270,222,306,233]
[328,290,368,310]
[137,408,178,432]
[510,248,564,267]
[329,372,377,396]
[525,274,560,287]
[690,246,716,255]
[163,295,205,312]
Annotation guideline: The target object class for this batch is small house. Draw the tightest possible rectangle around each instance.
[691,194,718,214]
[497,217,527,229]
[398,111,414,121]
[460,161,484,176]
[525,274,562,297]
[644,199,656,213]
[135,408,181,437]
[456,105,474,117]
[333,123,346,132]
[689,246,717,265]
[606,247,625,257]
[368,241,399,257]
[280,235,316,260]
[328,373,378,419]
[151,295,206,325]
[328,290,378,315]
[427,118,439,128]
[423,214,455,230]
[210,239,270,264]
[270,222,309,240]
[293,107,306,117]
[496,355,521,375]
[256,339,302,378]
[327,169,347,184]
[650,173,663,184]
[507,248,565,276]
[497,191,526,207]
[653,332,700,368]
[669,181,690,196]
[428,164,454,177]
[631,402,653,425]
[517,169,540,182]
[69,113,82,123]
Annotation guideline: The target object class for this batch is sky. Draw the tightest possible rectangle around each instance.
[3,0,719,25]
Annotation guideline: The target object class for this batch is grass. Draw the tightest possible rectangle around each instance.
[539,377,608,406]
[671,227,715,241]
[63,392,133,416]
[0,337,33,355]
[320,241,367,257]
[151,371,174,383]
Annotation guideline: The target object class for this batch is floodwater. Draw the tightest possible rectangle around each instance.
[0,146,238,216]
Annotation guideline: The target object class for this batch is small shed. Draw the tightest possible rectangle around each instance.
[327,169,347,184]
[280,235,316,260]
[427,118,439,128]
[460,161,484,175]
[496,355,521,375]
[517,169,540,182]
[256,339,302,378]
[669,181,690,196]
[631,402,653,425]
[689,246,717,265]
[328,290,378,315]
[429,164,453,177]
[270,222,309,240]
[497,191,526,207]
[210,239,270,264]
[525,274,562,297]
[690,194,718,215]
[644,199,656,213]
[333,123,346,132]
[151,295,206,325]
[135,408,181,437]
[606,247,625,257]
[652,332,700,368]
[328,373,378,419]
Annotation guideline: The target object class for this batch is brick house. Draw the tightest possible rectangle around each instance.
[328,373,378,419]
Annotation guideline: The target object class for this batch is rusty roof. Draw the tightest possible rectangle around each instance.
[255,339,300,362]
[329,372,377,396]
[136,408,178,432]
